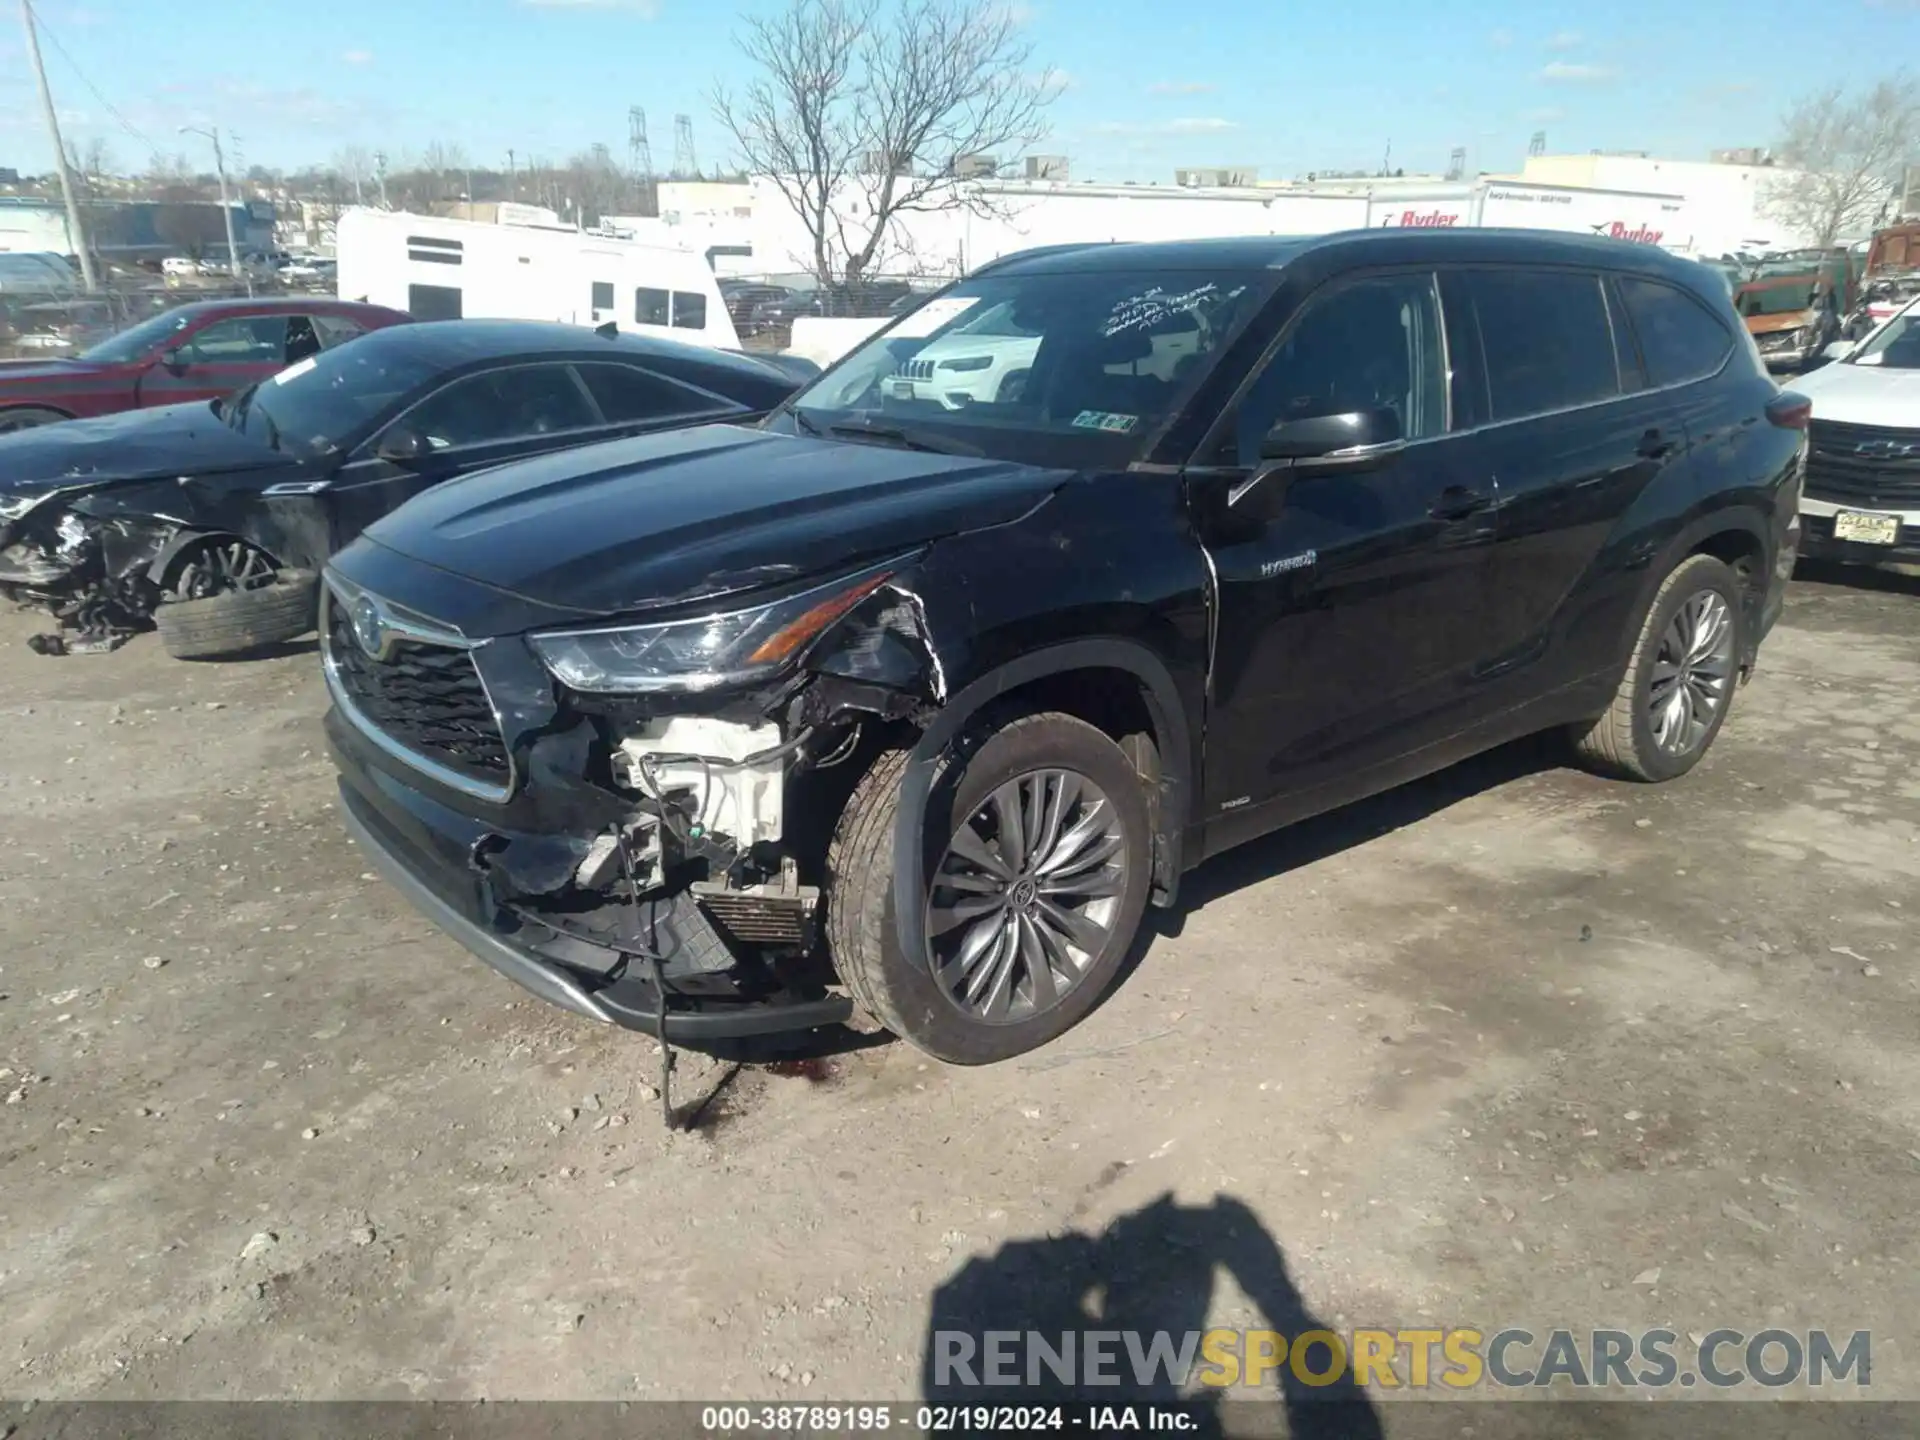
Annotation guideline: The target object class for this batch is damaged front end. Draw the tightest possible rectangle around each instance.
[0,491,176,654]
[323,554,949,1054]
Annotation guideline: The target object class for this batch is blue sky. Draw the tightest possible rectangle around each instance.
[0,0,1915,182]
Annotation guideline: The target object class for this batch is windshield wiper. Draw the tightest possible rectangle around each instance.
[827,416,982,457]
[790,408,824,437]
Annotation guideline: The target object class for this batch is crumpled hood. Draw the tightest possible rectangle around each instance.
[1793,361,1920,427]
[358,421,1068,618]
[0,400,292,501]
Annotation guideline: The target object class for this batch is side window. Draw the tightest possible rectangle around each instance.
[407,283,463,321]
[311,314,367,349]
[398,364,597,450]
[1617,277,1734,389]
[1606,281,1649,394]
[591,281,615,312]
[1438,271,1489,431]
[1231,272,1446,465]
[635,287,670,326]
[1457,269,1619,422]
[179,316,287,364]
[576,363,729,423]
[671,291,707,330]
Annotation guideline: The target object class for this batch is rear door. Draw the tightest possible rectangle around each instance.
[572,361,757,431]
[1437,265,1689,700]
[137,313,296,408]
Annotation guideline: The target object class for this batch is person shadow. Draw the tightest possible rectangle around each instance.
[920,1192,1384,1439]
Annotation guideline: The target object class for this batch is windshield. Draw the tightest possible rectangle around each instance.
[787,269,1272,455]
[1847,298,1920,369]
[1736,285,1818,318]
[78,308,198,363]
[225,338,435,458]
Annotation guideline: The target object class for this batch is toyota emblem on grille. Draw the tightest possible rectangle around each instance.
[350,594,390,661]
[1852,439,1917,459]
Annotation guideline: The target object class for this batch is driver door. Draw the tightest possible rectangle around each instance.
[137,314,296,408]
[318,362,608,550]
[1193,269,1503,832]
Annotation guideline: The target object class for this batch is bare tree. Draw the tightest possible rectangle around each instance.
[333,146,374,205]
[1767,74,1920,248]
[153,199,227,260]
[560,147,635,225]
[712,0,1059,287]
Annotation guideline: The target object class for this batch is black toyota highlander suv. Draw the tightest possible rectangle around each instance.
[322,230,1807,1066]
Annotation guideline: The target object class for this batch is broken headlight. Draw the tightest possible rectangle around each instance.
[530,561,897,694]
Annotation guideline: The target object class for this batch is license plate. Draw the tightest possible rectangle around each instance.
[884,377,917,400]
[1833,509,1901,545]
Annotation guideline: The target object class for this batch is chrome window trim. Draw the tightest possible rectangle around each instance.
[320,573,515,804]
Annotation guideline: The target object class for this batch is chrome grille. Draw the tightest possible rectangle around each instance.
[323,591,509,786]
[1804,418,1920,504]
[896,359,936,381]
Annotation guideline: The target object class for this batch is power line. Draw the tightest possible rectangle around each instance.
[31,3,150,147]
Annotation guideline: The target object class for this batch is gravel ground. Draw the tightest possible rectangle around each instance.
[0,563,1915,1406]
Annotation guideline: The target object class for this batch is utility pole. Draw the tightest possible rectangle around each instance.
[374,150,389,209]
[21,0,96,290]
[180,124,248,296]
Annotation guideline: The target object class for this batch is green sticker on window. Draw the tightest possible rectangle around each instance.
[1071,410,1139,434]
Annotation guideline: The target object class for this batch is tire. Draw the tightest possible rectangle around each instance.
[825,711,1154,1064]
[155,568,319,660]
[1570,553,1745,783]
[0,407,72,433]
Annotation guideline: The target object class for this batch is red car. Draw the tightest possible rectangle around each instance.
[0,298,412,433]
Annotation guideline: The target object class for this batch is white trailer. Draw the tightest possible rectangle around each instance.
[1474,181,1691,252]
[333,208,739,348]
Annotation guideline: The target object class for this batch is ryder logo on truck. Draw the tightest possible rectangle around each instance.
[1382,210,1462,228]
[1592,221,1664,245]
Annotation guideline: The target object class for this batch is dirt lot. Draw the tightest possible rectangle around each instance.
[1,566,1916,1405]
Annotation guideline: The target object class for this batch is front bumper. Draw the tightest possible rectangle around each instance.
[1797,495,1920,566]
[328,707,854,1045]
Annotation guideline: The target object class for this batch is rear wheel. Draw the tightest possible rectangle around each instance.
[0,407,71,433]
[1570,553,1744,782]
[826,712,1153,1064]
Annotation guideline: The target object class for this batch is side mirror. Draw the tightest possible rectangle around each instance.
[1260,406,1403,462]
[375,425,429,463]
[1822,340,1855,363]
[158,347,187,373]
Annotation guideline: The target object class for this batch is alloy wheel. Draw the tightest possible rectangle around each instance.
[1647,590,1735,756]
[172,540,276,601]
[925,768,1129,1024]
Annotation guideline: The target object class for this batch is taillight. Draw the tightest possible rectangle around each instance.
[1766,392,1812,430]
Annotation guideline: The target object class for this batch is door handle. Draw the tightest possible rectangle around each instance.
[1638,429,1677,460]
[1429,486,1491,521]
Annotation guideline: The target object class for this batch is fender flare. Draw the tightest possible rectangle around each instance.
[888,638,1195,984]
[144,528,223,587]
[142,527,284,587]
[1620,504,1773,662]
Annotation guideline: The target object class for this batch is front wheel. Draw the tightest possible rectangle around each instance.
[0,407,71,433]
[825,712,1153,1064]
[1570,553,1745,782]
